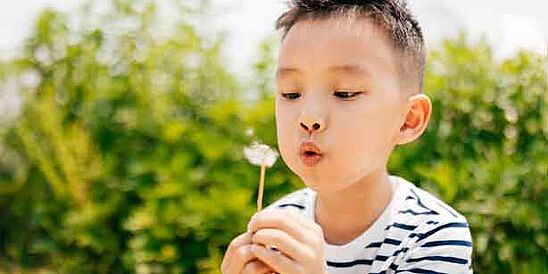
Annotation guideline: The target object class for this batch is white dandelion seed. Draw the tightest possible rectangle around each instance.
[245,127,255,138]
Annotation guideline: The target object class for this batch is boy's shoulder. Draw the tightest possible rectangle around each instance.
[390,177,474,272]
[396,176,468,222]
[388,176,471,242]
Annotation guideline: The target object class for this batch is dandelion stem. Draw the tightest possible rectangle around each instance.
[257,164,266,211]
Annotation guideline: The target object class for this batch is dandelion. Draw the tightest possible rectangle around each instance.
[243,141,279,212]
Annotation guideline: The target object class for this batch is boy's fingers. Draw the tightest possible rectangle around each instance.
[252,228,309,261]
[248,210,319,246]
[284,210,324,236]
[242,259,273,274]
[222,244,255,274]
[251,244,296,274]
[226,232,252,255]
[221,232,254,273]
[248,210,307,242]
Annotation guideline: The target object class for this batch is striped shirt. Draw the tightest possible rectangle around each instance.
[265,175,473,274]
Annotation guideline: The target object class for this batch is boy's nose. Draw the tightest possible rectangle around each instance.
[299,95,326,134]
[300,120,325,134]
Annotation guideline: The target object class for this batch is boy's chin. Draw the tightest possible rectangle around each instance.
[299,176,344,193]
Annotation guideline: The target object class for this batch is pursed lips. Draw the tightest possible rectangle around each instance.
[299,140,324,167]
[300,140,322,156]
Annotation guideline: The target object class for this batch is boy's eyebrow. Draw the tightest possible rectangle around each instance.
[327,64,370,76]
[276,64,370,79]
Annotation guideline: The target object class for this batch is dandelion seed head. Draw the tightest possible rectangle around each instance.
[243,141,279,167]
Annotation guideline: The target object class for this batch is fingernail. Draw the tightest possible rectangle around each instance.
[247,221,253,232]
[247,214,257,232]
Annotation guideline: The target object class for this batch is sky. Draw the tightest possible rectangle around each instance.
[1,0,547,72]
[195,0,548,76]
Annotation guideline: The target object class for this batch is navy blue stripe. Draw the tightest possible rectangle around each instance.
[392,247,410,256]
[367,247,410,271]
[375,255,389,261]
[365,241,382,248]
[386,222,418,231]
[409,188,439,214]
[406,255,468,265]
[426,220,439,225]
[327,253,400,268]
[396,268,447,274]
[326,259,373,267]
[409,222,469,242]
[385,238,402,245]
[277,203,304,210]
[365,238,401,248]
[421,240,472,247]
[399,209,439,215]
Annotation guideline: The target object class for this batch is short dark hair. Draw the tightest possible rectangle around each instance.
[275,0,426,94]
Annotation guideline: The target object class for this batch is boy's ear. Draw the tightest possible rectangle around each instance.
[396,94,432,145]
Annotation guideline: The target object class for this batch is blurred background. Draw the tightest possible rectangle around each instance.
[0,0,546,273]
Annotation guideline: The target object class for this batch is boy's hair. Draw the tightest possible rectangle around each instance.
[275,0,425,94]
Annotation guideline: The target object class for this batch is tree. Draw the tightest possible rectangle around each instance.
[0,1,545,273]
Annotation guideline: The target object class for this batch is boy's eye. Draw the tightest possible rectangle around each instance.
[281,93,301,100]
[280,91,362,100]
[334,91,362,99]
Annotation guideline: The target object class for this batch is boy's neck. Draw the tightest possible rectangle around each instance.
[314,169,394,245]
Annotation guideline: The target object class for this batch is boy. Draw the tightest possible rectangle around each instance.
[222,0,473,273]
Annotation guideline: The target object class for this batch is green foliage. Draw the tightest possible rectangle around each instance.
[0,2,546,273]
[0,1,262,273]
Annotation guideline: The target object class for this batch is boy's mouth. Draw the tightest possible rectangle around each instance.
[300,141,322,155]
[300,141,323,166]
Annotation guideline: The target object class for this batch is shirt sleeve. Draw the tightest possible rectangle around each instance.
[396,220,474,274]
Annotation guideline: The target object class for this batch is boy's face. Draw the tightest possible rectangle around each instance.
[275,17,409,194]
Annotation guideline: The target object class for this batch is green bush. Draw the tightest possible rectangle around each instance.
[0,1,545,273]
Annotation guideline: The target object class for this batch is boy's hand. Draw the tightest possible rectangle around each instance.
[247,209,328,274]
[221,231,274,274]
